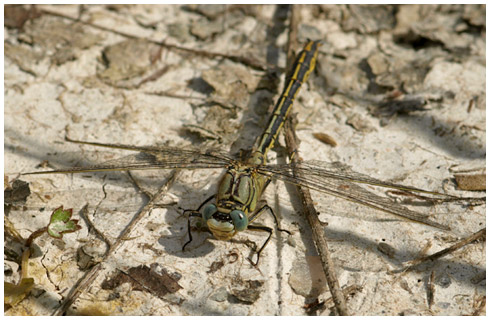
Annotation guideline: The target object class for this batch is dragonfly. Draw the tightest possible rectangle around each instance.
[24,40,458,263]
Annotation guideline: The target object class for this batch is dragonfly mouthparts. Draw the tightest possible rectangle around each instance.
[213,211,232,222]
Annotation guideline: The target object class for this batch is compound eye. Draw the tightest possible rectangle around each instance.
[203,204,217,221]
[230,210,248,231]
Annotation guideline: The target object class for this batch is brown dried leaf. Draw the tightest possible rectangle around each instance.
[102,265,182,298]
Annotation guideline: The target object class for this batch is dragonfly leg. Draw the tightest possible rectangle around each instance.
[246,225,273,266]
[182,210,202,251]
[182,195,215,251]
[246,204,292,266]
[248,203,291,235]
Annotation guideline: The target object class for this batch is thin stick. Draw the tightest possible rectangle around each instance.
[403,227,485,272]
[52,170,180,316]
[323,284,362,309]
[427,270,435,309]
[79,203,112,253]
[282,6,349,316]
[284,118,349,316]
[127,170,153,199]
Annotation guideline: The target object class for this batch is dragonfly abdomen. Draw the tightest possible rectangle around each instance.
[256,40,321,157]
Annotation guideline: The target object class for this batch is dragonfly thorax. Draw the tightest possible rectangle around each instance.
[247,151,266,165]
[216,165,266,214]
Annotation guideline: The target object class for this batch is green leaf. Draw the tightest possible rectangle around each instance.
[47,206,82,239]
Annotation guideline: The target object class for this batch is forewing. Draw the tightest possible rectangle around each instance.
[259,160,452,230]
[24,145,233,175]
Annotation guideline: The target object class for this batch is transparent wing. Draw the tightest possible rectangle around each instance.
[24,140,234,175]
[259,160,458,230]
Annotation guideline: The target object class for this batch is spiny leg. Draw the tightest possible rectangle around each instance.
[182,195,215,251]
[247,204,292,266]
[247,225,273,266]
[248,203,291,235]
[262,204,292,235]
[248,179,293,234]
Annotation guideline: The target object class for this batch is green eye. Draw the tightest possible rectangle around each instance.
[230,210,248,231]
[203,204,217,221]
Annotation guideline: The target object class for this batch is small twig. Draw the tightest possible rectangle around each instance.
[304,284,361,313]
[427,270,435,309]
[282,5,348,316]
[284,118,349,316]
[145,90,206,101]
[79,204,112,252]
[402,228,485,272]
[52,170,180,316]
[126,170,153,199]
[324,284,362,309]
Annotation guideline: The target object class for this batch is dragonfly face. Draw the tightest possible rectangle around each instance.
[202,204,247,240]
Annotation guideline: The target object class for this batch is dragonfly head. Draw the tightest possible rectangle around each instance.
[202,204,248,240]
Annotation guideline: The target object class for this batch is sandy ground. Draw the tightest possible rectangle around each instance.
[5,4,485,316]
